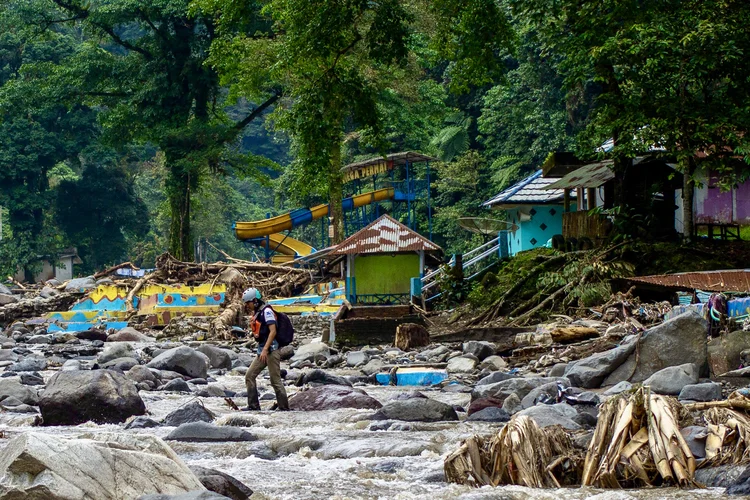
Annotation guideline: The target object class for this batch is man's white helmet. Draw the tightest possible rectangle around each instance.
[242,287,262,303]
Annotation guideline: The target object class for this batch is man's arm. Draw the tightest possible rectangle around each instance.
[263,324,277,352]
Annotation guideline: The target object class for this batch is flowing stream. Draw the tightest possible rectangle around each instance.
[0,365,728,500]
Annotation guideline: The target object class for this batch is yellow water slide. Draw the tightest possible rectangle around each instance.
[233,188,395,258]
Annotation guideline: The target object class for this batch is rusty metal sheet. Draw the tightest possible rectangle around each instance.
[331,215,442,255]
[628,269,750,293]
[545,161,615,190]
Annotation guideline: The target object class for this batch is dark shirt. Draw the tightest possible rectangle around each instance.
[253,305,278,354]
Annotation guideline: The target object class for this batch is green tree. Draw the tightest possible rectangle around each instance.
[14,0,281,260]
[513,0,750,237]
[55,158,149,272]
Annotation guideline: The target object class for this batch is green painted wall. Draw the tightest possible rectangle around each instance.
[353,253,420,296]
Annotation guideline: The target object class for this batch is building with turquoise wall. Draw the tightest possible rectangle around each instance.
[483,170,575,256]
[330,215,442,304]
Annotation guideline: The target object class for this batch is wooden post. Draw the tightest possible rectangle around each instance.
[576,187,585,210]
[587,188,597,209]
[563,189,570,213]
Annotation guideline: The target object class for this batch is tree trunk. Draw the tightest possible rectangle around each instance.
[394,323,430,350]
[166,166,194,261]
[329,140,345,244]
[681,156,696,241]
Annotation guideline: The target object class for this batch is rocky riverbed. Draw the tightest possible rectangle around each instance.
[0,310,747,499]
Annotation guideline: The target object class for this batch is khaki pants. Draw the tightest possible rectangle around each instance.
[245,349,288,410]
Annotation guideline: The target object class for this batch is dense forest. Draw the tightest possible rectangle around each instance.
[1,0,749,277]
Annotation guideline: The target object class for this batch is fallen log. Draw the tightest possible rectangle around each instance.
[550,326,599,344]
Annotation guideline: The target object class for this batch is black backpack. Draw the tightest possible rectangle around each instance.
[263,305,295,347]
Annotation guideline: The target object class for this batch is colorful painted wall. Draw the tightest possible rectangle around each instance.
[692,172,750,225]
[505,204,567,256]
[352,253,420,297]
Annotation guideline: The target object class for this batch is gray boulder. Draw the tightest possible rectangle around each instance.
[189,466,253,500]
[0,433,205,499]
[517,403,581,430]
[61,359,81,371]
[0,293,17,305]
[196,345,233,370]
[467,407,510,422]
[164,401,215,426]
[476,371,515,386]
[360,358,385,375]
[19,372,44,386]
[680,426,708,459]
[603,381,633,396]
[101,357,140,372]
[7,357,47,372]
[126,416,162,429]
[643,363,699,395]
[65,276,96,292]
[165,421,255,442]
[679,382,722,402]
[521,381,569,409]
[446,356,478,373]
[563,340,637,388]
[147,346,210,379]
[161,378,192,393]
[346,350,370,367]
[139,492,230,500]
[0,378,39,405]
[290,342,329,363]
[127,365,159,384]
[603,311,708,385]
[98,342,139,365]
[302,369,352,387]
[462,341,495,361]
[472,377,567,402]
[108,327,155,342]
[372,397,458,422]
[39,369,146,425]
[289,385,382,411]
[502,393,523,415]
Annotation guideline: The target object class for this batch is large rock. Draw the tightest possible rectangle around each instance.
[472,377,566,402]
[480,355,507,371]
[643,363,699,395]
[707,330,750,377]
[290,342,330,363]
[0,294,18,305]
[302,369,352,387]
[65,277,96,292]
[289,385,382,411]
[147,347,210,379]
[346,351,369,367]
[164,401,215,426]
[108,327,155,342]
[520,381,568,409]
[102,357,140,372]
[467,407,510,422]
[0,378,39,405]
[196,345,233,370]
[462,341,495,361]
[39,369,146,425]
[563,340,637,388]
[446,356,478,374]
[476,371,515,386]
[679,382,722,402]
[7,357,47,372]
[188,466,253,500]
[0,433,205,499]
[603,311,708,385]
[165,422,255,442]
[372,397,458,422]
[517,403,581,430]
[139,492,229,500]
[467,397,505,416]
[98,342,138,365]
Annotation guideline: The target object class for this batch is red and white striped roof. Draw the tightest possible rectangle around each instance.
[330,215,442,255]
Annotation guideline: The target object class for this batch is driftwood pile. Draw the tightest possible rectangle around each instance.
[445,387,750,490]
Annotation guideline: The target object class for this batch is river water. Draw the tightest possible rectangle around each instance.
[0,368,729,499]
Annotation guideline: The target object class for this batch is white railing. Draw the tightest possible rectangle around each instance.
[421,235,502,294]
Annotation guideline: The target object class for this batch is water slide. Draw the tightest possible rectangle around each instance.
[234,187,395,257]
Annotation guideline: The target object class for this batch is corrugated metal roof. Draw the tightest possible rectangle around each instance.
[545,161,615,190]
[628,269,750,293]
[330,215,442,255]
[342,152,438,173]
[483,170,575,208]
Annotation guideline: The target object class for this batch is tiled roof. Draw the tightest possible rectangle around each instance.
[483,170,573,207]
[330,215,442,255]
[545,161,615,190]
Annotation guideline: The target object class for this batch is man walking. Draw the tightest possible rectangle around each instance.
[242,287,289,411]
